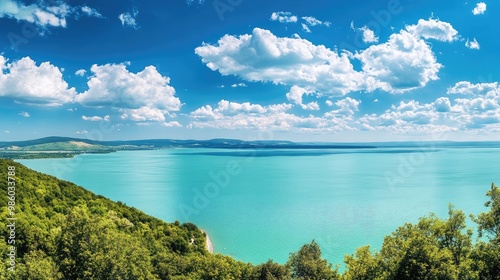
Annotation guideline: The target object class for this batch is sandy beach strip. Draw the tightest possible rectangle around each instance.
[201,230,214,253]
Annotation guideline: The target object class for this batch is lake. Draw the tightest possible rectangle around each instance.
[18,147,500,269]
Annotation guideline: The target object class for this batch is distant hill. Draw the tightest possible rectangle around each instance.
[0,137,102,148]
[2,136,500,151]
[0,136,378,151]
[14,141,111,152]
[2,136,500,160]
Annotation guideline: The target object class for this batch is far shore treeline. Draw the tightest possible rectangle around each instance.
[1,159,500,279]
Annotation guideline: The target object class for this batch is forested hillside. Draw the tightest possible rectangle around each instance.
[1,159,499,279]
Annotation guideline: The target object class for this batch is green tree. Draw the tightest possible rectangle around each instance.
[56,205,156,279]
[253,259,291,280]
[417,205,473,268]
[470,183,500,279]
[343,246,379,280]
[472,183,500,244]
[16,250,61,280]
[377,223,457,280]
[287,240,338,280]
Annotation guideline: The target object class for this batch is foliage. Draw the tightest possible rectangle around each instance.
[286,240,339,280]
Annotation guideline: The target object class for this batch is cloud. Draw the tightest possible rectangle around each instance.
[465,38,480,50]
[355,29,443,93]
[76,63,180,110]
[19,111,30,118]
[301,23,311,33]
[302,16,331,27]
[190,100,331,131]
[325,100,333,106]
[231,83,247,88]
[118,10,139,29]
[301,16,331,33]
[452,92,500,129]
[286,86,320,110]
[447,81,499,95]
[0,0,68,27]
[195,27,365,96]
[270,13,330,32]
[75,69,86,76]
[189,99,369,132]
[359,84,500,132]
[74,130,88,135]
[0,55,182,124]
[433,97,452,112]
[0,55,76,106]
[358,26,379,43]
[270,11,297,23]
[196,19,458,96]
[5,130,11,134]
[406,18,458,42]
[359,100,443,133]
[189,82,500,134]
[81,6,102,18]
[334,97,361,115]
[119,107,169,122]
[473,2,486,15]
[76,63,181,122]
[82,115,110,122]
[0,0,102,28]
[161,121,182,127]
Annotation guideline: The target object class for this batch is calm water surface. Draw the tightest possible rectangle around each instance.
[18,148,500,269]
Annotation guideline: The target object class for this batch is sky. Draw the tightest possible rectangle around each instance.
[0,0,499,142]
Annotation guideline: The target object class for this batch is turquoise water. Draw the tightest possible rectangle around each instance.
[18,147,500,269]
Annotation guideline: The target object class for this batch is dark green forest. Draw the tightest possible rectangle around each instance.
[1,159,499,279]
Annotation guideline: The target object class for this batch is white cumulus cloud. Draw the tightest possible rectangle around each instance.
[355,29,443,93]
[406,18,458,42]
[0,55,76,106]
[473,2,487,15]
[196,19,458,97]
[119,107,167,122]
[76,63,180,110]
[358,25,379,43]
[447,81,499,95]
[195,27,365,96]
[286,86,319,110]
[189,100,332,131]
[270,11,297,23]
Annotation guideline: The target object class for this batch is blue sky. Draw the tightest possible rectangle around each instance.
[0,0,499,142]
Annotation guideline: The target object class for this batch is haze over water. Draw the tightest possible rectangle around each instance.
[19,147,500,269]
